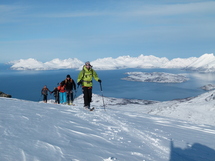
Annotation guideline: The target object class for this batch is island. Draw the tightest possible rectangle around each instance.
[201,84,215,91]
[122,72,189,83]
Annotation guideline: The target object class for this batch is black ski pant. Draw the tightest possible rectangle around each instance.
[43,94,48,103]
[82,87,92,107]
[54,92,59,104]
[66,90,74,103]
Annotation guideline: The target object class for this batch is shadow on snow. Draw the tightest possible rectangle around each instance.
[169,140,215,161]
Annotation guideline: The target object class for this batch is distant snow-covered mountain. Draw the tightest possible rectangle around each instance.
[91,55,169,70]
[8,53,215,72]
[9,58,83,70]
[184,53,215,72]
[163,57,198,68]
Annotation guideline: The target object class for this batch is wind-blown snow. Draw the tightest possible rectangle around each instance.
[1,91,215,161]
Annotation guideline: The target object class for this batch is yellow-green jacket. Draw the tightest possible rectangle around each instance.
[77,66,100,87]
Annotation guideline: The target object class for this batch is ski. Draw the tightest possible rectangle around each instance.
[68,103,75,106]
[85,107,95,111]
[90,107,94,111]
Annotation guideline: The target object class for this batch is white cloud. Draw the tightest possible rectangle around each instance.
[0,5,29,24]
[125,1,215,17]
[36,1,215,19]
[36,11,113,18]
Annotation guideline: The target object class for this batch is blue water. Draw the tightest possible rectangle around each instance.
[1,63,215,102]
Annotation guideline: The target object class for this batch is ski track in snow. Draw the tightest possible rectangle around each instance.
[1,93,215,161]
[69,105,170,160]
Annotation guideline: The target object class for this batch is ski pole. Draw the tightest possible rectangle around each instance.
[73,85,79,102]
[38,94,42,102]
[50,93,53,103]
[99,82,106,110]
[73,89,78,101]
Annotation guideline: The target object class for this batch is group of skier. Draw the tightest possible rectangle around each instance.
[41,61,102,110]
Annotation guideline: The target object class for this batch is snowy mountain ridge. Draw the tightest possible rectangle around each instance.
[1,91,215,161]
[184,54,215,72]
[8,58,83,70]
[8,53,215,72]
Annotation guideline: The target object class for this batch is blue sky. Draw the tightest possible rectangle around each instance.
[0,0,215,63]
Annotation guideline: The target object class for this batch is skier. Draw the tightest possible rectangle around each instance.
[41,85,51,103]
[77,61,101,109]
[51,86,59,104]
[57,81,67,104]
[64,75,76,105]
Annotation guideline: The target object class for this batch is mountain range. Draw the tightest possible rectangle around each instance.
[8,53,215,72]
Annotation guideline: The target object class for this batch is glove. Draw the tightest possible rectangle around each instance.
[77,80,82,86]
[98,79,102,83]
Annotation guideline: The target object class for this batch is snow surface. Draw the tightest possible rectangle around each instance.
[1,92,215,161]
[122,72,189,83]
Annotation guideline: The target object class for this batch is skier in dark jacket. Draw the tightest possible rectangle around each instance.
[41,85,51,103]
[64,75,76,105]
[51,86,59,104]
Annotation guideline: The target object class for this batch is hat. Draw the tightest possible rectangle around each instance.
[66,74,71,78]
[85,61,91,65]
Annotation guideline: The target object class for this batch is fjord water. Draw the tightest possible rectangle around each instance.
[1,63,215,102]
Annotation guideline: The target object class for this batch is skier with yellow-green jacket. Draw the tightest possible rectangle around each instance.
[77,61,101,110]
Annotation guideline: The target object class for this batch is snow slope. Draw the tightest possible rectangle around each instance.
[184,54,215,72]
[1,92,215,161]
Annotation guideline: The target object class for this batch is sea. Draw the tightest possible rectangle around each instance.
[1,63,215,102]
